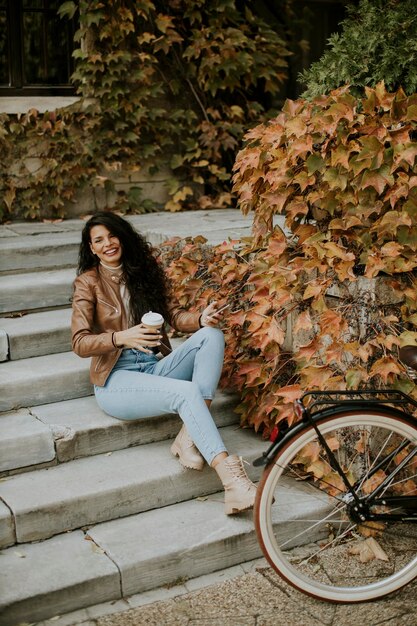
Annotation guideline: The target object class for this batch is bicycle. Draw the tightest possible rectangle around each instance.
[253,346,417,603]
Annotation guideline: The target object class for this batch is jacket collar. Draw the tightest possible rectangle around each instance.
[98,263,125,285]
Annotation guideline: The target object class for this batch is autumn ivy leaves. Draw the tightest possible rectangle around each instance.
[0,0,292,221]
[162,84,417,434]
[234,84,417,279]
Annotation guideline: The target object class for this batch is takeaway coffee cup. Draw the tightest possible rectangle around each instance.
[141,311,164,331]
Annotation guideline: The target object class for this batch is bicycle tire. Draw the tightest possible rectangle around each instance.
[255,409,417,602]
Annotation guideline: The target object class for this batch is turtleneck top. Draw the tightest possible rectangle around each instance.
[100,262,131,323]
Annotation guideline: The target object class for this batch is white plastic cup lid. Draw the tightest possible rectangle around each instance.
[141,311,164,326]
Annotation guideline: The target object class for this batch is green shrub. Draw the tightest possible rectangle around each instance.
[301,0,417,98]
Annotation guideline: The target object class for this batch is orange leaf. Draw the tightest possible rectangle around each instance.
[372,210,412,235]
[300,365,334,387]
[285,200,309,221]
[394,142,417,168]
[266,230,287,257]
[238,361,262,375]
[285,114,307,137]
[369,356,402,383]
[234,147,261,174]
[322,241,354,261]
[324,342,346,366]
[293,337,321,361]
[360,168,394,194]
[361,470,386,495]
[329,216,362,230]
[245,311,266,332]
[325,435,340,451]
[259,391,281,416]
[320,471,347,497]
[294,224,318,243]
[267,319,285,345]
[393,479,417,495]
[288,135,314,159]
[331,143,351,169]
[357,343,372,362]
[293,310,313,333]
[264,190,291,214]
[381,242,403,257]
[319,310,347,337]
[303,282,324,300]
[229,310,246,326]
[364,254,388,278]
[334,260,356,281]
[274,384,303,403]
[380,334,400,350]
[384,182,409,209]
[294,440,321,464]
[307,459,329,479]
[348,538,388,562]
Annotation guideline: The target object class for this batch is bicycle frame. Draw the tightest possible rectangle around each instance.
[254,388,417,524]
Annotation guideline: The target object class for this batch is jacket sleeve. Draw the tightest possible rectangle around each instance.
[167,293,201,333]
[71,274,116,358]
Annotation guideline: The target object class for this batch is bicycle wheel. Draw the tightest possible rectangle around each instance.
[255,409,417,602]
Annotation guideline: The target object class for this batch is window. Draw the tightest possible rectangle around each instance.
[0,0,77,95]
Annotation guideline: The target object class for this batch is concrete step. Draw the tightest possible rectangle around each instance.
[1,232,81,274]
[0,308,72,361]
[0,306,181,363]
[0,426,264,545]
[0,408,56,475]
[0,207,261,314]
[0,474,330,626]
[0,350,91,412]
[0,390,239,474]
[3,302,188,362]
[0,268,75,315]
[0,529,120,626]
[0,210,256,276]
[0,332,187,410]
[0,501,14,550]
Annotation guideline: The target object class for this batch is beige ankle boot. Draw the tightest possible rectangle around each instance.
[170,425,205,470]
[214,454,257,515]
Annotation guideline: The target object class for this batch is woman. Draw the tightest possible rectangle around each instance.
[71,212,257,515]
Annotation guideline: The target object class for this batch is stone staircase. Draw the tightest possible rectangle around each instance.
[0,211,269,625]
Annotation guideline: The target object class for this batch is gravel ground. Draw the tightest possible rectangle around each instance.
[92,565,417,626]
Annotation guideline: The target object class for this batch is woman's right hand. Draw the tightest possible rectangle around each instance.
[114,324,162,353]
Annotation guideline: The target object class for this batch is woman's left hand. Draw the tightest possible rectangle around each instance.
[200,301,227,327]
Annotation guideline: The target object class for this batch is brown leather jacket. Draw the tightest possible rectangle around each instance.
[71,266,200,386]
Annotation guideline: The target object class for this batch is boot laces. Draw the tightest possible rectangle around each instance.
[228,456,250,483]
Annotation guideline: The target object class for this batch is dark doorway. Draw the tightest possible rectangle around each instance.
[0,0,77,95]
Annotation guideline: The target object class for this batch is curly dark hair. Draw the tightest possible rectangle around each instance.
[77,212,171,325]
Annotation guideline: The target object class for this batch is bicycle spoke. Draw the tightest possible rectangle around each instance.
[356,429,395,492]
[278,502,348,550]
[380,470,417,493]
[300,523,358,566]
[278,462,349,502]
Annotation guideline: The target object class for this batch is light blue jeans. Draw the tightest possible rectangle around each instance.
[94,327,227,464]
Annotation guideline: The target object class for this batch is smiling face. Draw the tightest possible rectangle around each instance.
[89,224,123,267]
